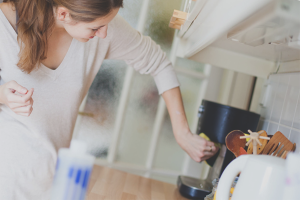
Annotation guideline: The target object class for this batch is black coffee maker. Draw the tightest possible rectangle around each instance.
[177,100,260,199]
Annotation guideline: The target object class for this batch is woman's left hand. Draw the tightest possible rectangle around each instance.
[175,130,219,162]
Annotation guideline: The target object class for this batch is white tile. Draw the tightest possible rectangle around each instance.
[267,122,279,135]
[280,86,299,127]
[258,73,300,153]
[289,130,300,154]
[288,72,300,89]
[258,120,269,132]
[265,76,280,121]
[257,119,264,131]
[268,73,280,83]
[278,125,291,139]
[278,73,291,84]
[270,74,289,123]
[260,107,268,120]
[292,92,300,130]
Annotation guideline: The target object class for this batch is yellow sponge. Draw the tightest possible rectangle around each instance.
[199,133,222,149]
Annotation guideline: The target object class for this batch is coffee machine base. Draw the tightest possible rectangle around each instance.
[177,175,212,200]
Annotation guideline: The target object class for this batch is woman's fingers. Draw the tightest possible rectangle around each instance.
[17,110,33,117]
[9,98,33,109]
[203,149,217,156]
[12,104,33,114]
[197,149,220,162]
[199,155,214,162]
[7,88,34,117]
[204,144,217,152]
[178,133,220,162]
[7,88,34,103]
[7,80,28,95]
[22,88,34,102]
[0,81,34,117]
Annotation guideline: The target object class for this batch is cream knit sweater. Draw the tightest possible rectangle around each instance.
[0,9,179,200]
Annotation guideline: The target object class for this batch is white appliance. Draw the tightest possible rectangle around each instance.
[216,155,285,200]
[176,0,300,78]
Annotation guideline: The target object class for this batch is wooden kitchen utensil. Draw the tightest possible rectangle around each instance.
[280,151,288,159]
[240,130,270,155]
[280,143,297,159]
[246,130,269,154]
[239,147,248,156]
[169,10,187,29]
[262,131,294,156]
[225,130,246,157]
[292,143,297,152]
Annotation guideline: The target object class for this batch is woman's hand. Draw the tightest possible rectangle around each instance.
[0,81,34,117]
[176,130,219,162]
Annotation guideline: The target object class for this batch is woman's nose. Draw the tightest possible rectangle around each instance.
[96,26,108,39]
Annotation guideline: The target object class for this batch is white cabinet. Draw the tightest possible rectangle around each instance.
[174,0,300,78]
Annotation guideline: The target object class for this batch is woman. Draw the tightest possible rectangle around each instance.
[0,0,218,199]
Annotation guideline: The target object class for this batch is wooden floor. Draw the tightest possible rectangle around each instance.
[86,165,189,200]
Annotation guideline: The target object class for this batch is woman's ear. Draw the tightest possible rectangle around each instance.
[55,6,72,23]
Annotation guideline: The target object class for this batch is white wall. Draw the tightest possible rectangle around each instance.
[217,69,255,110]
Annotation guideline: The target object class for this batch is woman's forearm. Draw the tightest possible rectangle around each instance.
[161,87,190,139]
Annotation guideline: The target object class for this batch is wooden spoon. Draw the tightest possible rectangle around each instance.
[225,130,246,157]
[239,147,248,156]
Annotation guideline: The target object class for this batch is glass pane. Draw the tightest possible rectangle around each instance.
[144,0,182,56]
[116,0,186,166]
[153,114,185,171]
[175,57,206,73]
[153,74,203,171]
[178,74,203,124]
[184,0,197,14]
[119,0,143,29]
[75,60,126,158]
[74,0,143,159]
[116,73,159,165]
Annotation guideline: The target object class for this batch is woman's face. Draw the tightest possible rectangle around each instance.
[56,7,119,42]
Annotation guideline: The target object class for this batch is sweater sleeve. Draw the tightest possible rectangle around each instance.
[105,15,180,94]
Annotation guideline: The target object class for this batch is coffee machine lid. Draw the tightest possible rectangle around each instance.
[197,100,260,144]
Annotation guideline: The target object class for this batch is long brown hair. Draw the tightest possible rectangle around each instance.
[3,0,123,73]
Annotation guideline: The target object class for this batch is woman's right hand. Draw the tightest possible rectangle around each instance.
[0,81,34,117]
[176,130,219,163]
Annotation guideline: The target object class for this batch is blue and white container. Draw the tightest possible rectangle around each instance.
[50,140,95,200]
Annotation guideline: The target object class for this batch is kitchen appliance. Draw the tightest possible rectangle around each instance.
[216,155,285,200]
[177,100,260,199]
[283,152,300,200]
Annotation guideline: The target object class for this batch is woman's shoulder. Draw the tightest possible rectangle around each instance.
[0,2,17,30]
[109,15,129,29]
[107,15,137,40]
